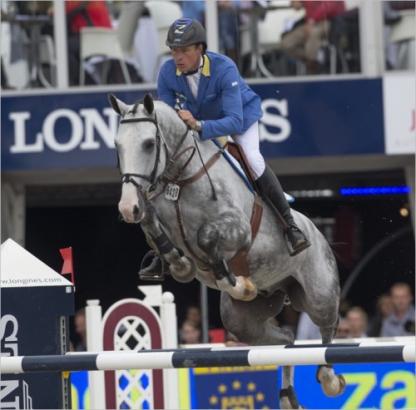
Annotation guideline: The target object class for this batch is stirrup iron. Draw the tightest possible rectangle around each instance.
[139,250,166,282]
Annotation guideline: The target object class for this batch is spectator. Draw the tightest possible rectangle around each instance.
[381,283,415,337]
[181,0,205,24]
[368,294,393,337]
[72,308,87,351]
[179,320,201,344]
[335,317,350,338]
[296,312,321,340]
[339,299,351,318]
[280,1,346,74]
[184,305,201,328]
[346,306,368,338]
[217,1,240,62]
[65,1,112,85]
[383,1,415,70]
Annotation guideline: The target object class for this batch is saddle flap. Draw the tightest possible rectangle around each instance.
[226,141,257,186]
[228,196,263,277]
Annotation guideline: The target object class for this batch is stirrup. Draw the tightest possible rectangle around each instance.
[285,226,311,256]
[139,250,166,281]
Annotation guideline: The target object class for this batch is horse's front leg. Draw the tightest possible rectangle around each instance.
[197,211,257,301]
[141,203,195,282]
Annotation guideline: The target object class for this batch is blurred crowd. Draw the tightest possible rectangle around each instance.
[176,281,415,346]
[297,282,415,340]
[1,0,414,89]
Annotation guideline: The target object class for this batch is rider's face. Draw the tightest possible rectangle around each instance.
[170,44,203,73]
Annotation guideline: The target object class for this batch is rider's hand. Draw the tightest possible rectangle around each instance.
[178,110,198,130]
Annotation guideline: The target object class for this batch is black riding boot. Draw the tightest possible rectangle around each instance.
[256,166,311,256]
[139,250,166,281]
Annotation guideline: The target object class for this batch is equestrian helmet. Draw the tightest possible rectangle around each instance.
[166,18,207,49]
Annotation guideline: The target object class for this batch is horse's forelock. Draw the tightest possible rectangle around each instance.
[131,101,140,114]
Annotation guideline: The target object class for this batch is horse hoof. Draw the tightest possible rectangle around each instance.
[317,366,346,397]
[216,276,257,301]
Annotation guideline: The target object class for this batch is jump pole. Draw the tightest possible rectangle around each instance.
[2,342,415,374]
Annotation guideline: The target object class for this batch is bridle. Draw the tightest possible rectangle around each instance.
[118,114,192,195]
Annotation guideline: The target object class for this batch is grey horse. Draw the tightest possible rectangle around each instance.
[110,94,345,408]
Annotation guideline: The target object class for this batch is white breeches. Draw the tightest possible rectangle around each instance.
[233,121,265,179]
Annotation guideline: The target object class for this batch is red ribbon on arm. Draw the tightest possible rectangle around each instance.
[60,247,75,286]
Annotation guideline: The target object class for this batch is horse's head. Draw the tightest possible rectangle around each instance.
[109,93,163,223]
[109,93,187,223]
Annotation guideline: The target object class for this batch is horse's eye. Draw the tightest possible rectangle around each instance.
[142,139,155,151]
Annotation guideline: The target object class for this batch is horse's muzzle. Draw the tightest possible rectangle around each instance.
[118,202,145,223]
[118,184,146,223]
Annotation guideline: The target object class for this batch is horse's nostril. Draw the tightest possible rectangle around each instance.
[133,205,140,217]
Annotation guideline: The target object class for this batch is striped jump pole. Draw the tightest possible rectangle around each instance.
[2,341,414,374]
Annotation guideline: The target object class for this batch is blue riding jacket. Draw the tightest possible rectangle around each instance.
[157,51,263,140]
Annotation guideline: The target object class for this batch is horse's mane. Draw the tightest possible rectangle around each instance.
[153,100,179,119]
[153,100,188,133]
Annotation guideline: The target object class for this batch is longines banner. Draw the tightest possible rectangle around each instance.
[1,79,385,172]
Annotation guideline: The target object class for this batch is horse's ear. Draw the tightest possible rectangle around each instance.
[143,93,154,115]
[108,94,129,116]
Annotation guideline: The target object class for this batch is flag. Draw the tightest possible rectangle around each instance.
[60,247,74,285]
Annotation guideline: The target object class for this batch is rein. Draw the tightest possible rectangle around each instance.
[118,113,219,202]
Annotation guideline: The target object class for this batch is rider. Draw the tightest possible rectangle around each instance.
[140,18,310,278]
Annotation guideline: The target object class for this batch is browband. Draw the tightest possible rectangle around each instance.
[120,117,158,125]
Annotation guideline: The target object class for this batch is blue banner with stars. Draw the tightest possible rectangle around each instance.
[188,366,279,409]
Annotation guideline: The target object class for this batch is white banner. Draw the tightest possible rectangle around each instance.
[383,74,416,155]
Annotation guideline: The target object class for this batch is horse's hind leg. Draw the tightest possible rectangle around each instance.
[288,277,345,397]
[316,326,346,396]
[220,291,303,409]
